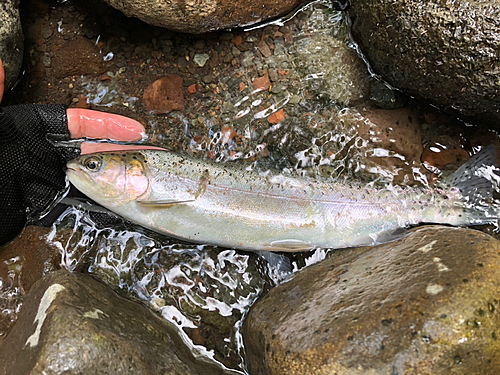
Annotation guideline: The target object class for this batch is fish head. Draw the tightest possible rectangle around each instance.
[66,152,150,207]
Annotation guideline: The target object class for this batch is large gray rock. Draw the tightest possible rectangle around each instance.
[0,0,24,89]
[103,0,310,33]
[0,270,232,375]
[349,0,500,125]
[244,227,500,375]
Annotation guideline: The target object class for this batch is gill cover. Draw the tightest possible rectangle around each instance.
[74,153,150,207]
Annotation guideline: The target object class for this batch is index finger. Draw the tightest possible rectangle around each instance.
[67,108,145,141]
[0,59,4,104]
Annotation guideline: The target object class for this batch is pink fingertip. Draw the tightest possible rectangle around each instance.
[67,108,145,141]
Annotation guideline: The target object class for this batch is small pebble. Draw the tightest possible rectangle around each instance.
[41,54,51,68]
[202,75,213,84]
[269,68,279,82]
[41,27,53,39]
[194,53,210,67]
[231,46,241,57]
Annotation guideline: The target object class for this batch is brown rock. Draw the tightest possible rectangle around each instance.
[188,83,197,94]
[326,106,424,184]
[0,270,229,375]
[51,36,108,79]
[267,109,285,124]
[103,0,310,34]
[244,227,500,375]
[143,75,184,114]
[257,40,272,58]
[252,74,271,91]
[231,35,243,46]
[0,227,60,341]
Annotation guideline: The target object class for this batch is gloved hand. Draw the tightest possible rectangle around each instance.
[0,59,151,245]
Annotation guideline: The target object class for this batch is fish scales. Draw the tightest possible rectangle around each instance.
[66,147,498,252]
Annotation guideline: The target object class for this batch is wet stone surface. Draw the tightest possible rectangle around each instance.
[349,0,500,126]
[0,0,23,89]
[0,226,60,343]
[104,0,309,33]
[45,206,267,370]
[244,227,500,375]
[0,269,233,375]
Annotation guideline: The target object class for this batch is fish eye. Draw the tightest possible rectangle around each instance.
[84,157,101,171]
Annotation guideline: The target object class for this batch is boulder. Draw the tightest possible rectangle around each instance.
[0,0,24,90]
[349,0,500,125]
[0,269,231,375]
[103,0,310,33]
[244,227,500,374]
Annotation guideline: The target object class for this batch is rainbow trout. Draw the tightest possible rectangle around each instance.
[66,146,499,252]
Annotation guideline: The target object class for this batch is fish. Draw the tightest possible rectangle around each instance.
[66,145,500,252]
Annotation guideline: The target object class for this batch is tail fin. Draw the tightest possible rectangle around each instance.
[445,144,499,202]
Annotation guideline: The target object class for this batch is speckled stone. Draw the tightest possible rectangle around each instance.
[0,270,230,375]
[0,0,23,89]
[349,0,500,126]
[103,0,311,33]
[244,226,500,375]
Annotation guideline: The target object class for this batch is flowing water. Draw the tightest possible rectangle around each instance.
[3,0,500,372]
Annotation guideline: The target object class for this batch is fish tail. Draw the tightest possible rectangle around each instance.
[445,144,500,223]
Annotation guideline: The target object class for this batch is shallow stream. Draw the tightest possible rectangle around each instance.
[3,0,500,372]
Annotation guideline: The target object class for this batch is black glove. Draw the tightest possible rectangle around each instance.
[0,104,80,246]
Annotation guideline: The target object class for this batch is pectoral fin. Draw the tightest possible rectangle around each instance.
[262,239,314,252]
[137,199,195,206]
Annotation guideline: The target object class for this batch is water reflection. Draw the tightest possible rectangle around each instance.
[46,206,265,371]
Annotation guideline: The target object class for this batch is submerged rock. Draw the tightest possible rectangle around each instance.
[0,226,60,340]
[143,75,184,114]
[349,0,500,125]
[0,0,23,89]
[244,227,500,374]
[103,0,310,33]
[0,270,231,375]
[51,36,108,79]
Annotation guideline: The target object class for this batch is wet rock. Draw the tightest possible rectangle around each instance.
[308,106,424,184]
[350,0,500,125]
[103,0,310,33]
[421,137,470,174]
[0,269,230,375]
[244,227,500,375]
[292,8,371,106]
[267,109,285,124]
[143,75,184,114]
[253,74,271,91]
[51,36,108,79]
[194,53,210,67]
[258,40,273,58]
[0,0,24,90]
[369,80,406,109]
[0,226,59,294]
[0,227,60,340]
